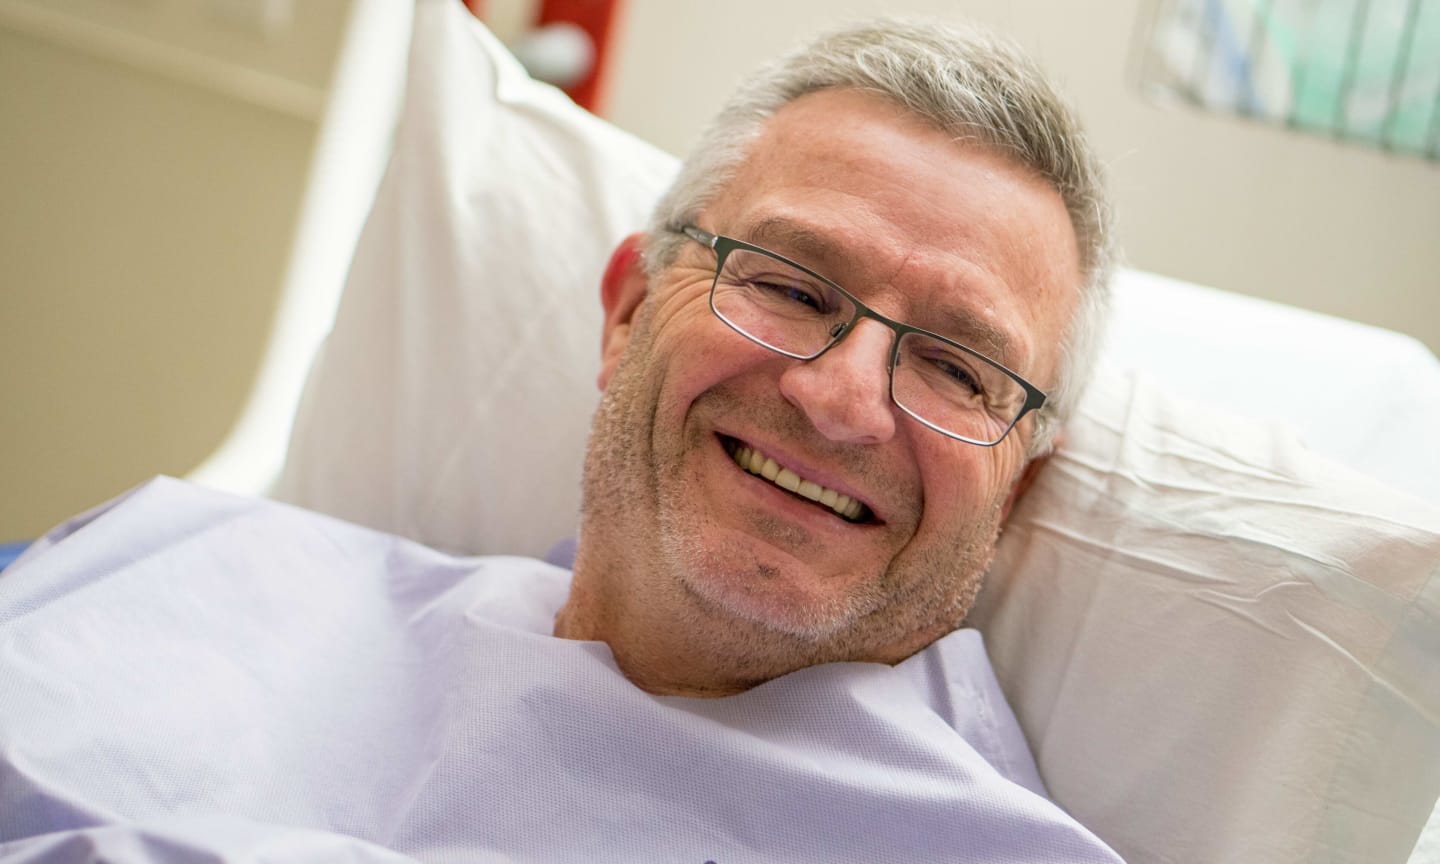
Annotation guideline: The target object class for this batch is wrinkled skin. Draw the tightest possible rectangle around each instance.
[555,89,1081,697]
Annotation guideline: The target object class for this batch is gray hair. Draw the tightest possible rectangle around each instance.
[644,18,1116,456]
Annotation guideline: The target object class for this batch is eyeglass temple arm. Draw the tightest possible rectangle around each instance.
[679,225,718,248]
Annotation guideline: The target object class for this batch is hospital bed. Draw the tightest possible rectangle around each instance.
[175,0,1438,861]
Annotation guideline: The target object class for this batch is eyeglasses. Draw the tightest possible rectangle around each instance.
[679,225,1046,447]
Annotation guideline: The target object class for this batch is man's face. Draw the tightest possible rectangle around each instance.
[574,88,1080,681]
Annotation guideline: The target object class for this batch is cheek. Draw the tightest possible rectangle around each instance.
[914,439,1024,531]
[646,301,771,409]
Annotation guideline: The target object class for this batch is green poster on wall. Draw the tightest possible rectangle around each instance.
[1136,0,1440,159]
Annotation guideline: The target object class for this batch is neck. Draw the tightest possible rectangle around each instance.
[554,543,803,698]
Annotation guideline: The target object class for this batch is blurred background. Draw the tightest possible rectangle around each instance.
[2,0,1437,541]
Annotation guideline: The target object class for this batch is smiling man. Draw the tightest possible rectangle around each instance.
[0,14,1124,864]
[557,28,1110,700]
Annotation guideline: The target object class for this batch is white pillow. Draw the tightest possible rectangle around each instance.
[968,368,1440,863]
[278,2,1440,861]
[1102,269,1440,507]
[276,0,675,557]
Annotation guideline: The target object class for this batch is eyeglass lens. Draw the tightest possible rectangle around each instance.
[709,246,1027,445]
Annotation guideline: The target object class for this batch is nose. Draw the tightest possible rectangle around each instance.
[777,319,897,444]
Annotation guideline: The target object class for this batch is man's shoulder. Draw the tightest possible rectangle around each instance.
[0,476,571,633]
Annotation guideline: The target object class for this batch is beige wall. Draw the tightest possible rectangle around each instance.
[0,0,348,540]
[604,0,1440,353]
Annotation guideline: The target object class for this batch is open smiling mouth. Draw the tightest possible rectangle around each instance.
[721,436,875,524]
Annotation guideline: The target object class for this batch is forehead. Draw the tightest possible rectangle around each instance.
[703,88,1081,383]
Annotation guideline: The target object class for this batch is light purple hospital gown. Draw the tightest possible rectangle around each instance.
[0,477,1122,863]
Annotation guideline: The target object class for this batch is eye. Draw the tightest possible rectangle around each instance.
[750,276,827,311]
[719,248,843,319]
[907,342,988,399]
[931,356,983,396]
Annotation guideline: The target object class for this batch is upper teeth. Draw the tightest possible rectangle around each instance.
[729,443,866,521]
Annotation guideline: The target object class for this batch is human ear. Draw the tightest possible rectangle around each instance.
[597,232,649,390]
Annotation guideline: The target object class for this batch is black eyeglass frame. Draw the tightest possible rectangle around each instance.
[679,224,1047,447]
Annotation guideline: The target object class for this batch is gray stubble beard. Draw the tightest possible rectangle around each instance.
[576,304,1005,676]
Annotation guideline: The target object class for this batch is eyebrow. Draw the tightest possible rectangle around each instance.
[745,217,850,270]
[740,216,1018,367]
[928,306,1016,369]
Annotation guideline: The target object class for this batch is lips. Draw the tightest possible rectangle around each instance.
[722,437,874,523]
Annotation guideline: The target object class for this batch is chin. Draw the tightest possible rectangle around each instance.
[664,528,889,644]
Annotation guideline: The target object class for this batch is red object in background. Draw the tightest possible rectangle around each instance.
[462,0,622,114]
[535,0,621,113]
